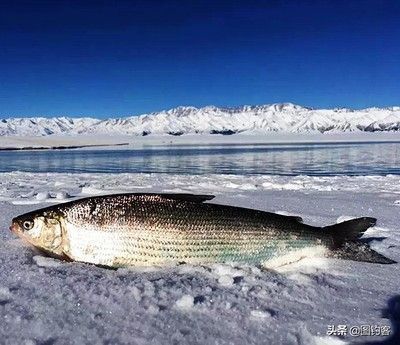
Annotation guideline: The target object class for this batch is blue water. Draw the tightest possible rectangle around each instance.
[0,142,399,176]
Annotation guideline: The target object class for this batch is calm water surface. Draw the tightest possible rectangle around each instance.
[0,142,399,176]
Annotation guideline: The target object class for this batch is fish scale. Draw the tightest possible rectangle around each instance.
[11,193,395,268]
[54,194,322,267]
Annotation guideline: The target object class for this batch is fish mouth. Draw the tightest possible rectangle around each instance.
[9,221,19,233]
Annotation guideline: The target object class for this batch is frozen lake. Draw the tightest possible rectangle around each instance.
[1,141,399,344]
[1,141,400,175]
[1,172,399,344]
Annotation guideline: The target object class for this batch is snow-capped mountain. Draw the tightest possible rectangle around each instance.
[1,103,400,136]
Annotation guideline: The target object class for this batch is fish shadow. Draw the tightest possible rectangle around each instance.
[359,237,387,245]
[359,295,400,345]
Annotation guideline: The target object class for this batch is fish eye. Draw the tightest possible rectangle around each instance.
[22,220,34,231]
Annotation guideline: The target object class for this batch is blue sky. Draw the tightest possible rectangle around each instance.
[0,0,399,117]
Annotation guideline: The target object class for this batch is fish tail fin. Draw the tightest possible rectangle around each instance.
[323,217,396,264]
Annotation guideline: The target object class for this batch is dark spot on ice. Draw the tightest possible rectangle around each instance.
[104,338,123,345]
[38,337,57,345]
[8,285,20,292]
[249,285,262,293]
[209,129,238,135]
[179,328,190,336]
[360,236,387,244]
[194,295,205,305]
[200,265,212,273]
[233,276,244,284]
[94,313,103,320]
[369,295,400,345]
[264,308,277,317]
[309,273,341,291]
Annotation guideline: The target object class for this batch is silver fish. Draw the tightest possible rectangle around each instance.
[10,193,395,267]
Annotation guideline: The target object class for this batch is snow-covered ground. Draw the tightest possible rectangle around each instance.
[0,172,399,344]
[1,103,400,139]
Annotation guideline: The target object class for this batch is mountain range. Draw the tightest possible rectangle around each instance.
[1,103,400,136]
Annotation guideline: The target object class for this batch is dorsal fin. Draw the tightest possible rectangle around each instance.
[273,213,303,223]
[159,193,215,203]
[290,215,303,223]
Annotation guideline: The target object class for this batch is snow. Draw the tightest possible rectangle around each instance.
[175,295,195,309]
[35,192,51,201]
[0,172,399,344]
[1,103,400,140]
[250,309,273,319]
[2,172,400,205]
[55,191,70,200]
[0,287,12,303]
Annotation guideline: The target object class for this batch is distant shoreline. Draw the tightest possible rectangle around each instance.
[0,142,129,151]
[0,132,399,151]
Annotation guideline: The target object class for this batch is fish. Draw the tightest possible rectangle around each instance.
[9,193,396,268]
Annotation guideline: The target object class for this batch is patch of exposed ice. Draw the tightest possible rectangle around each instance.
[22,340,37,345]
[175,294,194,309]
[238,183,257,190]
[32,255,63,268]
[0,286,12,303]
[128,286,142,302]
[262,181,304,190]
[217,275,234,287]
[250,309,273,319]
[55,191,71,200]
[35,192,51,201]
[275,210,303,218]
[12,200,45,205]
[80,186,107,195]
[336,215,357,223]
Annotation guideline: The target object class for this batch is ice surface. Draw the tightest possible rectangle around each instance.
[0,172,398,344]
[1,132,400,152]
[32,255,63,268]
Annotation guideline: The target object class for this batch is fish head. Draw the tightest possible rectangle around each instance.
[10,209,65,256]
